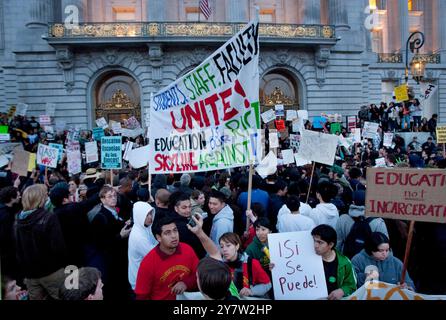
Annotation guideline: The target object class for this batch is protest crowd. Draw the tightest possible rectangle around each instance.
[0,98,445,301]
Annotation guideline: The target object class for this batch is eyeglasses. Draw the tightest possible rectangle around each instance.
[105,194,117,199]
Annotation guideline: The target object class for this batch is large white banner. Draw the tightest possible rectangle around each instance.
[268,231,328,300]
[297,130,338,166]
[149,19,261,174]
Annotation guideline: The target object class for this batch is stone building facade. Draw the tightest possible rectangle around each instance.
[0,0,445,129]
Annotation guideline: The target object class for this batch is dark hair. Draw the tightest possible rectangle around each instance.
[136,188,150,202]
[49,183,70,207]
[254,216,272,231]
[59,267,101,300]
[172,192,190,207]
[311,224,337,247]
[251,202,265,218]
[197,257,232,300]
[275,179,287,193]
[151,216,176,237]
[349,167,362,179]
[191,189,203,200]
[316,181,338,203]
[286,195,301,212]
[364,232,390,255]
[0,187,19,204]
[219,232,243,253]
[209,189,227,203]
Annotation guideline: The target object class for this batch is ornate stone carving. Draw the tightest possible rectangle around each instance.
[104,49,118,65]
[315,46,330,86]
[56,47,75,92]
[96,89,140,120]
[264,87,295,106]
[148,45,164,88]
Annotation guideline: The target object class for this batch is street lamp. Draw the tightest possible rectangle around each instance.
[405,31,426,84]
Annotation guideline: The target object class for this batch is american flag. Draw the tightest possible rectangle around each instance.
[199,0,212,20]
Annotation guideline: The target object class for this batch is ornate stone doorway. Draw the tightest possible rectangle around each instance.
[93,71,141,124]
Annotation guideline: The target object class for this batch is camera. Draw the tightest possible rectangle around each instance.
[187,214,199,227]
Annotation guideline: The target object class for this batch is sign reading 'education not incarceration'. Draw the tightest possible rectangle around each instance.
[366,167,446,224]
[148,19,261,174]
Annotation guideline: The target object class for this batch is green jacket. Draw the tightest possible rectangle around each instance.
[335,249,357,297]
[245,236,270,269]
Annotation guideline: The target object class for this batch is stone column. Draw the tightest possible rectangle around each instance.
[26,0,54,28]
[328,0,349,30]
[399,0,410,55]
[147,0,165,22]
[303,0,320,25]
[226,0,248,22]
[61,0,85,23]
[438,0,446,62]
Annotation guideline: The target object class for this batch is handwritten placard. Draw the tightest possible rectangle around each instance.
[383,132,394,147]
[261,109,276,124]
[85,141,99,164]
[268,231,328,300]
[37,144,59,168]
[297,130,338,166]
[362,122,379,139]
[101,136,122,169]
[281,149,295,165]
[286,110,298,121]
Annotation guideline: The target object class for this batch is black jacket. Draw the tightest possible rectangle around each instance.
[53,194,100,266]
[14,208,67,278]
[0,203,20,277]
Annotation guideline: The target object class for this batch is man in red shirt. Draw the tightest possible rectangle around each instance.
[134,216,199,300]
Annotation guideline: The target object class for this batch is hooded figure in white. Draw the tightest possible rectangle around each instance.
[128,201,157,290]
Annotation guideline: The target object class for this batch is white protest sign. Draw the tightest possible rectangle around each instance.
[281,149,294,165]
[261,109,276,124]
[67,148,82,175]
[37,144,59,168]
[0,155,9,167]
[149,19,260,174]
[298,130,338,166]
[375,157,386,167]
[362,122,379,139]
[16,103,28,116]
[383,132,394,147]
[55,119,66,133]
[286,110,298,121]
[419,83,438,101]
[0,134,10,142]
[123,141,134,161]
[350,128,361,144]
[255,151,277,178]
[45,103,56,117]
[96,117,108,129]
[128,145,150,169]
[124,116,141,129]
[289,134,300,152]
[291,119,302,133]
[298,110,308,120]
[294,153,311,167]
[39,115,51,126]
[111,121,122,134]
[269,132,279,149]
[121,127,145,139]
[268,231,328,300]
[85,141,99,163]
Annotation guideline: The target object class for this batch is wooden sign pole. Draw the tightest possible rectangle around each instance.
[306,161,316,204]
[400,220,415,285]
[110,169,113,186]
[246,162,254,232]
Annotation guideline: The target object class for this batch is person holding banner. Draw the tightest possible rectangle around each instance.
[351,232,415,290]
[311,224,357,300]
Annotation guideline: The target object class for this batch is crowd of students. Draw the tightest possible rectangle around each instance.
[1,109,445,300]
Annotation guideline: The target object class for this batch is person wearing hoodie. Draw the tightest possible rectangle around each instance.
[128,201,157,290]
[208,190,234,247]
[310,181,339,228]
[277,195,315,233]
[351,232,415,290]
[336,190,388,253]
[14,184,68,300]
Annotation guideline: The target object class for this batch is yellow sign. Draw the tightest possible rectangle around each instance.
[436,126,446,144]
[28,153,36,172]
[394,84,409,102]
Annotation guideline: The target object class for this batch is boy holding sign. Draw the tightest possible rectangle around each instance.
[311,225,356,299]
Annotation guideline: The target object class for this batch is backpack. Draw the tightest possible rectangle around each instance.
[343,216,375,259]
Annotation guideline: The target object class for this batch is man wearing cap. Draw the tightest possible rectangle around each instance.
[335,190,388,253]
[49,181,101,267]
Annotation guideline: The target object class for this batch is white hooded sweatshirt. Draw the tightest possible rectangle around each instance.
[310,203,339,229]
[128,201,158,290]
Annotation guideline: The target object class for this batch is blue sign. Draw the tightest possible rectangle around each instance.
[93,127,105,141]
[312,116,327,129]
[49,143,64,162]
[101,136,122,169]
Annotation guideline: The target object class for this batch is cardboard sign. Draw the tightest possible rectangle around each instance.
[11,149,31,176]
[268,231,328,300]
[394,84,409,102]
[275,104,285,117]
[261,109,276,124]
[85,141,99,164]
[286,110,298,121]
[96,117,108,129]
[128,145,150,169]
[37,144,59,168]
[92,127,105,141]
[366,168,446,224]
[101,136,122,169]
[28,153,36,171]
[383,132,394,147]
[281,149,295,165]
[436,125,446,144]
[297,130,338,166]
[362,122,379,139]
